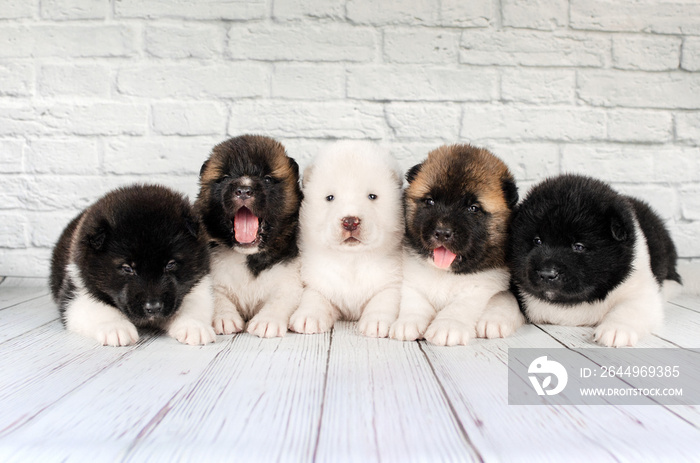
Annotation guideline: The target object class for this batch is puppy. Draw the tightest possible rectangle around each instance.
[289,141,404,337]
[509,174,681,347]
[50,184,215,346]
[195,135,303,338]
[390,144,525,346]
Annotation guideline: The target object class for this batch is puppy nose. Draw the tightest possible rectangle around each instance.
[537,268,560,282]
[433,227,453,242]
[342,216,360,231]
[235,186,253,199]
[144,301,163,315]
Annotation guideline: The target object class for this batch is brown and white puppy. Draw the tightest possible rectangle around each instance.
[195,135,303,338]
[389,144,525,346]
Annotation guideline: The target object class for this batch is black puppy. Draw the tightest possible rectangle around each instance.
[509,174,680,347]
[51,184,215,346]
[195,135,303,338]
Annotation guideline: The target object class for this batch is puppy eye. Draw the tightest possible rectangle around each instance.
[217,175,231,184]
[165,260,178,272]
[533,237,543,246]
[572,243,586,253]
[368,194,377,200]
[121,264,135,275]
[425,198,435,207]
[264,175,273,184]
[326,195,334,201]
[468,204,481,213]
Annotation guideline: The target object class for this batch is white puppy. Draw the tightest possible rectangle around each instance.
[289,141,404,337]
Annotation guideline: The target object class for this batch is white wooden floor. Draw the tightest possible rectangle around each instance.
[1,277,699,463]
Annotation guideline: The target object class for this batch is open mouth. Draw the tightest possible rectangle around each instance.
[233,207,261,246]
[432,246,458,269]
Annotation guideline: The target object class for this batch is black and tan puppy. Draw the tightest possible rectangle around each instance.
[50,184,215,346]
[509,174,682,347]
[195,135,303,337]
[390,144,525,346]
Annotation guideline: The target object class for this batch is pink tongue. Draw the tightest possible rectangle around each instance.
[234,208,259,244]
[433,247,457,269]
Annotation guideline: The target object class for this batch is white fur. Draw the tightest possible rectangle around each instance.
[63,264,215,346]
[390,251,522,346]
[210,247,302,338]
[522,218,663,347]
[290,141,404,337]
[165,276,216,345]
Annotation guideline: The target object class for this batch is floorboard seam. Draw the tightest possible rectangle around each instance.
[311,327,333,463]
[418,342,485,463]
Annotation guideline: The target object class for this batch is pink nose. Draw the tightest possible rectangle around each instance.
[342,216,360,231]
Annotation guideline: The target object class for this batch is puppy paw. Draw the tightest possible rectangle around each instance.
[247,315,288,338]
[94,321,139,347]
[424,319,473,346]
[357,316,392,338]
[389,318,429,341]
[475,311,525,339]
[169,320,216,345]
[594,324,639,347]
[212,311,245,335]
[289,311,334,334]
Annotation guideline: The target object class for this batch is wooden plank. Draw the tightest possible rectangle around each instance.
[0,278,50,309]
[535,304,700,426]
[0,295,59,344]
[654,303,700,348]
[669,294,700,314]
[122,330,330,462]
[313,322,480,462]
[422,324,700,461]
[0,321,154,438]
[0,335,240,462]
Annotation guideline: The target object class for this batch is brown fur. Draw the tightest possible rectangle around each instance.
[404,144,517,273]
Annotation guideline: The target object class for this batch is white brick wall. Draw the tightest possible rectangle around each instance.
[1,0,699,277]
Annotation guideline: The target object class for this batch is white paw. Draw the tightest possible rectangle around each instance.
[169,320,216,345]
[289,311,334,334]
[475,312,525,339]
[94,321,139,346]
[424,319,473,346]
[212,311,245,335]
[247,315,288,338]
[389,318,428,341]
[357,316,392,338]
[594,324,639,347]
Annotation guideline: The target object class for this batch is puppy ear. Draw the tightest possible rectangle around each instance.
[199,159,210,179]
[607,204,633,242]
[302,164,314,189]
[289,157,300,179]
[502,178,519,209]
[184,215,200,238]
[86,219,110,251]
[406,163,423,184]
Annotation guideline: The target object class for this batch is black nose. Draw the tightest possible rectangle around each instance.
[537,268,560,282]
[342,216,360,231]
[235,186,253,199]
[144,301,163,315]
[433,227,453,242]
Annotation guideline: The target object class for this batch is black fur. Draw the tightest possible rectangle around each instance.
[195,135,302,277]
[50,184,211,327]
[509,174,680,307]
